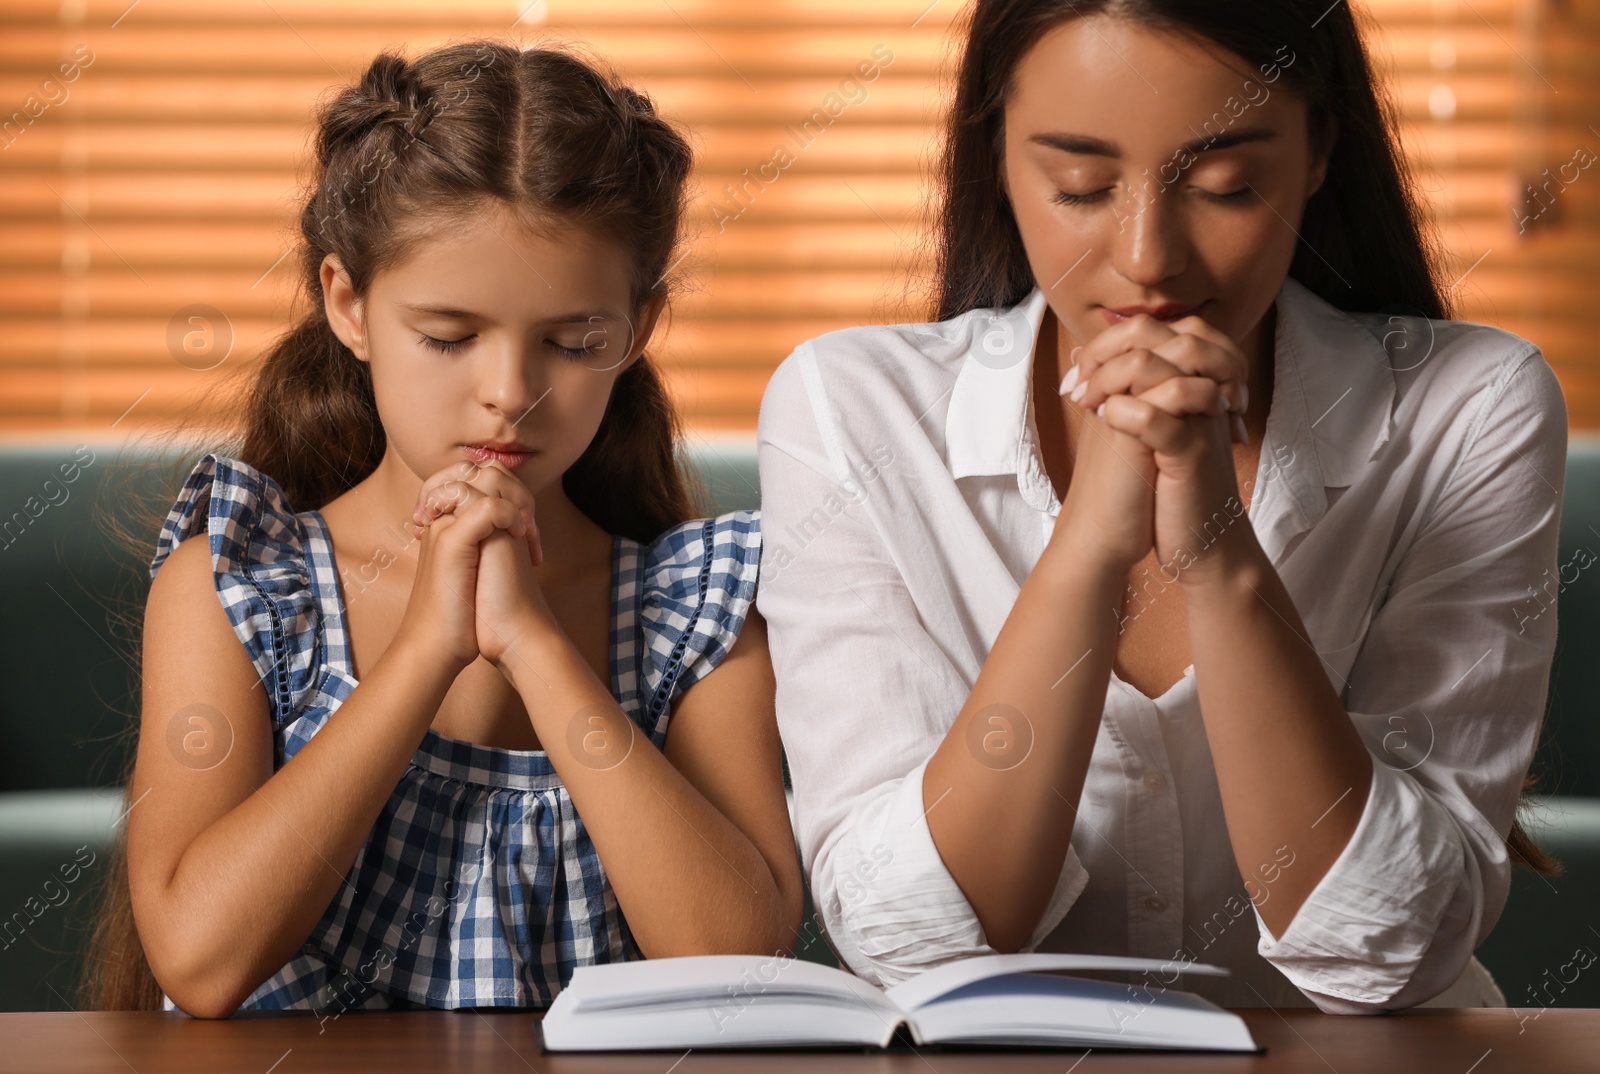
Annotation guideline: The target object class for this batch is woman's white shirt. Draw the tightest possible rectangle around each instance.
[755,276,1566,1013]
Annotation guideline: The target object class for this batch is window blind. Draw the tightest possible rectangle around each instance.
[1,0,1594,434]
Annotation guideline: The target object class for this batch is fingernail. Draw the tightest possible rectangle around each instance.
[1233,413,1249,446]
[1071,382,1088,403]
[1095,402,1106,418]
[1059,364,1079,395]
[1241,384,1250,412]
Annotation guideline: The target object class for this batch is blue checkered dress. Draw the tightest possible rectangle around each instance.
[147,453,761,1014]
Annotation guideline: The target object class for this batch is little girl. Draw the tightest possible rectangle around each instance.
[110,42,801,1017]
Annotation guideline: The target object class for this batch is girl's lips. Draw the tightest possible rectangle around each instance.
[461,445,537,468]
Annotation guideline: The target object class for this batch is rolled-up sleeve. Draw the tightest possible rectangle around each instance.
[1255,349,1567,1012]
[755,350,1088,988]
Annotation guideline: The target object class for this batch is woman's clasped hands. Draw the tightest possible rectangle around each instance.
[1055,312,1259,587]
[397,458,555,675]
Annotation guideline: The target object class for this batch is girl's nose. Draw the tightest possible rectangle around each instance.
[480,344,547,420]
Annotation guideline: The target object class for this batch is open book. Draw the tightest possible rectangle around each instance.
[537,952,1259,1052]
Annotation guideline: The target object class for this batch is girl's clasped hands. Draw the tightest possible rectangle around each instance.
[399,459,554,675]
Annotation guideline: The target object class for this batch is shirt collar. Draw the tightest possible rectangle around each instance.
[1269,274,1398,488]
[942,276,1398,550]
[944,286,1052,481]
[1253,275,1398,556]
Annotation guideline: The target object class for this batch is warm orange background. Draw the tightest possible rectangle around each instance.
[2,0,1598,438]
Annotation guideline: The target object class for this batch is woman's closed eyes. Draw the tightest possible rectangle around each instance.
[1049,184,1258,207]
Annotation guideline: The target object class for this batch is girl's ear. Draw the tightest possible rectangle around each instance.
[621,291,669,372]
[320,254,368,362]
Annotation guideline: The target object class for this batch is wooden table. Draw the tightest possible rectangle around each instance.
[2,1008,1598,1072]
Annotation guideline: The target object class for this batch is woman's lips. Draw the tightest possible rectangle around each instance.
[461,445,537,468]
[1099,302,1207,325]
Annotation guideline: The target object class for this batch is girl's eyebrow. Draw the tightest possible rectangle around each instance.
[1029,126,1278,158]
[398,303,626,325]
[399,302,482,319]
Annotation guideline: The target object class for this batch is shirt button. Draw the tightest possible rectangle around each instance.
[1145,895,1168,913]
[1143,771,1167,791]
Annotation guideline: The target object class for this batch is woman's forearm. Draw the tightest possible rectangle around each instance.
[1182,537,1373,938]
[922,538,1125,952]
[147,638,459,1017]
[499,625,795,958]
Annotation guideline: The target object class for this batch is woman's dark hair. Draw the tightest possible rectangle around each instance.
[931,0,1559,878]
[83,39,704,1011]
[933,0,1449,322]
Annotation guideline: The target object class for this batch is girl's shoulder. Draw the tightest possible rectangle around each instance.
[630,509,761,717]
[149,453,324,719]
[150,452,305,577]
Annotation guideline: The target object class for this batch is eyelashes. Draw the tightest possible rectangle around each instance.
[1050,186,1258,207]
[416,333,600,360]
[549,341,599,360]
[419,333,469,354]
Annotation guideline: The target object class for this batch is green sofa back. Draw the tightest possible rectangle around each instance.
[0,441,763,794]
[2,437,1594,796]
[1540,438,1600,796]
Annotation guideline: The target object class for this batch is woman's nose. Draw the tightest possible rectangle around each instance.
[1111,182,1190,288]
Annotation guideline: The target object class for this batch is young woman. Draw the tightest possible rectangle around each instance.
[757,0,1565,1012]
[102,42,802,1017]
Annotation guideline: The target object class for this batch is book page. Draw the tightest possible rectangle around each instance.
[543,954,908,1050]
[884,952,1229,1013]
[560,954,892,1013]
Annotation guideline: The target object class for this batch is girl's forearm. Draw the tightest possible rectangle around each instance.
[922,538,1125,953]
[151,639,458,1016]
[1182,539,1372,938]
[499,627,795,958]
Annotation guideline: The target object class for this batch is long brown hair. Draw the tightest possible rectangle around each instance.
[83,40,705,1011]
[932,0,1449,322]
[929,0,1560,876]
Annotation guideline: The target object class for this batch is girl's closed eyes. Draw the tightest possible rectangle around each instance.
[324,205,647,488]
[413,332,623,359]
[413,316,631,362]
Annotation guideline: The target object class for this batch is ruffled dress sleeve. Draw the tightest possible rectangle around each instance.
[635,509,761,739]
[148,452,322,726]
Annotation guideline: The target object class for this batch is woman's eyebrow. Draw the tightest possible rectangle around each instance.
[1029,126,1279,158]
